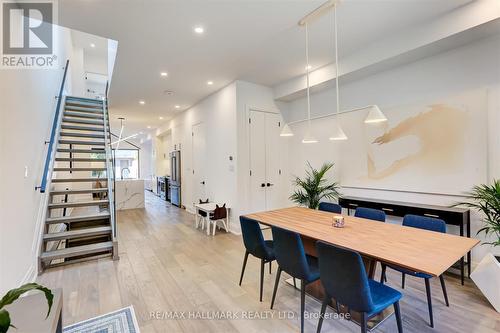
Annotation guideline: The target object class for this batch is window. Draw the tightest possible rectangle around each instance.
[115,149,139,179]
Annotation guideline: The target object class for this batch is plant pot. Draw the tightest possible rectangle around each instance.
[471,253,500,312]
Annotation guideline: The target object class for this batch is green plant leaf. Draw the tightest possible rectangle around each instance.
[0,283,53,319]
[0,309,11,333]
[290,162,340,209]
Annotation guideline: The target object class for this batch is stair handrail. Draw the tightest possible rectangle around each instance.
[102,81,117,241]
[36,59,70,193]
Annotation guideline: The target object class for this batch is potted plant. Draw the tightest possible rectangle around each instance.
[0,283,53,332]
[290,162,340,209]
[456,180,500,312]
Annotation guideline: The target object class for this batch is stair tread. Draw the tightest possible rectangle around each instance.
[43,226,112,241]
[48,200,109,209]
[60,132,105,138]
[61,125,104,132]
[53,167,107,172]
[62,118,105,125]
[40,241,113,260]
[51,178,108,182]
[58,140,105,146]
[64,111,104,119]
[55,157,107,162]
[65,106,103,114]
[46,212,110,224]
[50,188,108,195]
[57,148,105,153]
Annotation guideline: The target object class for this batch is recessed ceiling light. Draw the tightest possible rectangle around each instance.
[139,100,145,105]
[207,81,213,85]
[175,105,180,109]
[90,43,95,48]
[159,116,164,120]
[194,26,204,34]
[160,72,168,77]
[147,126,151,129]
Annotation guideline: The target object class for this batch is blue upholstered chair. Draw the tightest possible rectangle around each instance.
[239,216,276,302]
[354,207,386,222]
[270,226,320,333]
[380,214,449,328]
[316,241,403,333]
[318,202,342,214]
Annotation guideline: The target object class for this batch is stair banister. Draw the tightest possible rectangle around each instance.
[36,59,70,193]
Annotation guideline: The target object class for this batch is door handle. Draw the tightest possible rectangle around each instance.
[200,181,205,185]
[261,183,266,187]
[266,183,274,187]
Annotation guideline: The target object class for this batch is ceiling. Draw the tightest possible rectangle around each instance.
[58,0,472,140]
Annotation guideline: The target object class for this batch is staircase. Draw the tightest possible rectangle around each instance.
[39,95,118,271]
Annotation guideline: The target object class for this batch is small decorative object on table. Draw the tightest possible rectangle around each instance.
[332,215,345,228]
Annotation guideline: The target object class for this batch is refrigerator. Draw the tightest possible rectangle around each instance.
[169,150,181,207]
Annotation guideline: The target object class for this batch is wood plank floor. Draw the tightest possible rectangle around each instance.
[38,191,500,333]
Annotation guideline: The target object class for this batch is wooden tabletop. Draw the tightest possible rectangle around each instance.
[244,207,479,277]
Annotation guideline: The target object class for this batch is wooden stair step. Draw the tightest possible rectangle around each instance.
[58,140,104,146]
[66,97,103,105]
[40,241,113,262]
[43,226,112,242]
[51,178,107,183]
[50,188,108,195]
[65,106,103,114]
[62,118,104,125]
[64,111,104,119]
[48,200,109,209]
[46,212,110,224]
[61,124,104,132]
[60,132,105,139]
[57,148,105,154]
[55,157,107,162]
[53,167,107,172]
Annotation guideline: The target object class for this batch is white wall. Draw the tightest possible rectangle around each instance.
[156,83,238,220]
[284,34,500,264]
[0,25,79,294]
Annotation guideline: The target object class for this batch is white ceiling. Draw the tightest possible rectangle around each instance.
[58,0,472,139]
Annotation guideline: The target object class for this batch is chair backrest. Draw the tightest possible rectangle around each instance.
[318,202,342,214]
[403,214,446,233]
[211,204,227,220]
[199,198,209,204]
[271,226,311,280]
[355,207,386,222]
[239,216,269,259]
[316,241,374,313]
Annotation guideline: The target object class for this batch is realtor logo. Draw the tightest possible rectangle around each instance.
[1,0,57,68]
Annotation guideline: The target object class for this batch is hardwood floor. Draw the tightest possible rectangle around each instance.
[38,191,500,333]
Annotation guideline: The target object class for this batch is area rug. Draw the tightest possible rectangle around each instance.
[63,306,140,333]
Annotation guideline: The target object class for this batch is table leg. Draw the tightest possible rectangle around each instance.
[460,222,465,285]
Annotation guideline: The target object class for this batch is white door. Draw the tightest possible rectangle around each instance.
[249,111,267,212]
[249,110,283,212]
[192,122,207,203]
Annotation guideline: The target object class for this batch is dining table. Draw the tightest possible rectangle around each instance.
[244,207,479,330]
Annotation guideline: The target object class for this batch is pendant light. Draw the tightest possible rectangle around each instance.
[329,5,348,141]
[280,123,294,137]
[364,105,388,123]
[302,22,318,144]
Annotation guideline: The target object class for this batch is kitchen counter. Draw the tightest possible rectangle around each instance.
[115,179,145,210]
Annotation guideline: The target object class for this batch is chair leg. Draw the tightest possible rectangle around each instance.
[360,312,367,333]
[270,266,282,309]
[439,275,449,306]
[401,273,406,289]
[317,294,329,333]
[380,264,386,284]
[212,220,217,236]
[300,279,306,333]
[239,251,249,286]
[394,301,403,333]
[424,278,434,328]
[259,259,265,302]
